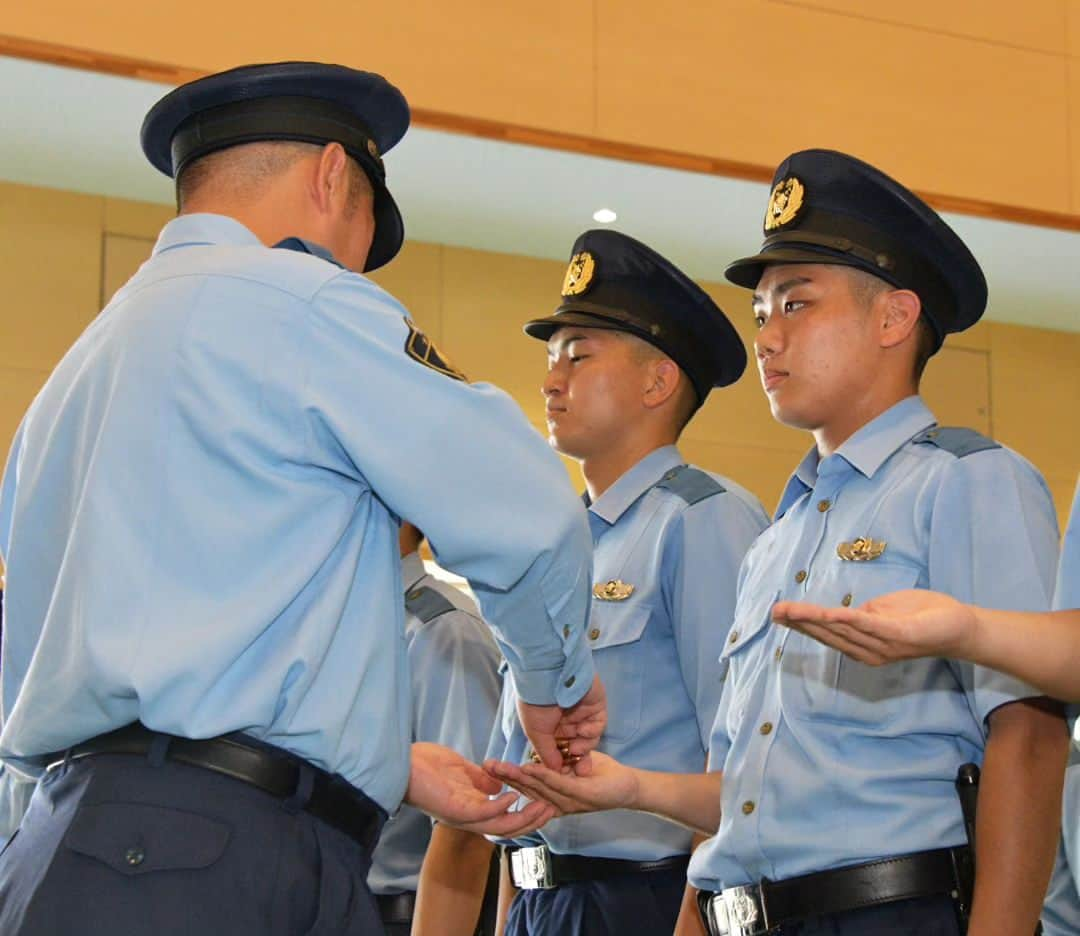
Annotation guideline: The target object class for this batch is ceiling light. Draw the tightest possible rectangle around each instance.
[592,208,617,223]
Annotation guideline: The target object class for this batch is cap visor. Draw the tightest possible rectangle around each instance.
[364,183,404,272]
[725,247,869,289]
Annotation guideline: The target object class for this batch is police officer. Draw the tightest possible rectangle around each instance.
[490,150,1068,935]
[0,62,606,935]
[369,521,502,935]
[487,229,768,935]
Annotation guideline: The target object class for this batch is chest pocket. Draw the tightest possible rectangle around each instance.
[721,587,780,740]
[588,602,651,743]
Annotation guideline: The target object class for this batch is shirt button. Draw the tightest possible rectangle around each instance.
[125,847,145,867]
[564,676,576,689]
[563,625,570,638]
[406,588,423,601]
[841,593,853,607]
[774,647,783,663]
[794,570,807,584]
[759,722,773,736]
[729,631,739,644]
[817,499,831,512]
[741,801,756,815]
[589,628,600,640]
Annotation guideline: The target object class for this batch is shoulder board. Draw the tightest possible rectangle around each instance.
[404,585,456,624]
[653,465,726,505]
[272,237,344,269]
[912,426,1000,458]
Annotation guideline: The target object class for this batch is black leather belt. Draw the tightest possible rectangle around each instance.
[698,847,967,936]
[506,843,690,889]
[45,723,386,852]
[376,890,417,925]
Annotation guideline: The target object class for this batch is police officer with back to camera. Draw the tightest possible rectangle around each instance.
[486,229,768,935]
[0,61,608,935]
[487,149,1068,936]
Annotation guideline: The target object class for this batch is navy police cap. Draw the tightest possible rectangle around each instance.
[141,62,409,272]
[725,149,987,351]
[524,229,747,404]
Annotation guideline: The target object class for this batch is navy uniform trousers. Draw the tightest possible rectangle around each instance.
[505,866,687,935]
[0,751,385,935]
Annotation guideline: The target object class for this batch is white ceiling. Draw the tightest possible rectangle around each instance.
[2,55,1078,333]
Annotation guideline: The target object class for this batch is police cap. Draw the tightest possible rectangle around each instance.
[141,61,409,272]
[524,229,746,403]
[725,149,987,350]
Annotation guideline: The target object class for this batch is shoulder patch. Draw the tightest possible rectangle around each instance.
[404,321,467,381]
[912,426,1000,458]
[653,465,726,505]
[272,237,344,269]
[404,585,457,624]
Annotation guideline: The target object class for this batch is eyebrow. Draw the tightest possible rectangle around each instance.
[751,276,814,305]
[547,332,593,354]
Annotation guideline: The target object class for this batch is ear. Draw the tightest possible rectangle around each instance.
[311,142,351,215]
[642,357,682,410]
[878,289,922,350]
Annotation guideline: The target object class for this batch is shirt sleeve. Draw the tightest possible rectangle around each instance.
[1042,749,1080,935]
[0,763,34,844]
[1054,475,1080,611]
[927,449,1061,724]
[300,275,594,706]
[408,610,502,764]
[663,492,768,750]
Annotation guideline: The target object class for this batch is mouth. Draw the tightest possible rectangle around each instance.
[761,369,788,392]
[545,407,567,422]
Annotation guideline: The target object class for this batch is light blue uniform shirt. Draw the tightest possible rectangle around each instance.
[0,213,594,825]
[368,553,502,895]
[488,445,768,859]
[690,395,1059,890]
[1042,475,1080,936]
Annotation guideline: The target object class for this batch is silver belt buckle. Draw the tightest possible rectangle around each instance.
[510,845,556,890]
[709,885,766,936]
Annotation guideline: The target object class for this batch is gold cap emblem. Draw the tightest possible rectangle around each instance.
[593,579,635,601]
[562,252,596,297]
[836,537,887,562]
[366,138,380,159]
[764,177,805,232]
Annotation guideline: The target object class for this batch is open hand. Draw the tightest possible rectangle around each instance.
[406,742,556,837]
[484,751,637,816]
[772,589,977,665]
[518,675,607,776]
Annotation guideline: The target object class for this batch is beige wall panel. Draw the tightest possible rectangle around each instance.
[102,234,154,306]
[0,182,102,372]
[440,247,563,424]
[104,197,174,239]
[920,347,991,434]
[596,0,1070,211]
[1047,473,1080,532]
[678,440,796,516]
[945,320,991,351]
[989,322,1080,479]
[3,2,596,134]
[367,242,444,343]
[1071,56,1080,212]
[0,366,50,466]
[784,0,1067,53]
[1069,0,1080,55]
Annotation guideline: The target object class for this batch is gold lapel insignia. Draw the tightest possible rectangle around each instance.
[562,252,596,296]
[764,176,805,231]
[836,537,887,562]
[593,579,635,601]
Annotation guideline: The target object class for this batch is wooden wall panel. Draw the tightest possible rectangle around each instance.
[102,234,154,306]
[921,348,992,435]
[368,242,445,343]
[784,0,1068,52]
[0,367,49,479]
[1070,57,1080,212]
[596,0,1071,212]
[1069,0,1080,55]
[103,197,174,239]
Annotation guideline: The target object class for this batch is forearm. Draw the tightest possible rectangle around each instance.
[413,824,496,936]
[494,847,517,936]
[968,609,1080,702]
[634,768,723,836]
[968,699,1069,936]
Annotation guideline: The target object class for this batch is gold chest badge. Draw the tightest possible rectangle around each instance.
[764,176,805,231]
[593,579,635,601]
[562,252,596,296]
[836,537,887,562]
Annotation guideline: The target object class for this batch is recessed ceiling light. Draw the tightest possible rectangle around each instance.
[592,208,617,223]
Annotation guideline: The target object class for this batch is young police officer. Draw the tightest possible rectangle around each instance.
[490,151,1069,935]
[488,229,768,935]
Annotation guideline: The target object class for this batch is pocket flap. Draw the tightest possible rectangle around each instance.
[65,802,231,875]
[721,590,781,658]
[587,605,650,650]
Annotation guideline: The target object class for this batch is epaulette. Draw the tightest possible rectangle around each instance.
[653,465,726,505]
[404,585,456,624]
[912,426,1000,458]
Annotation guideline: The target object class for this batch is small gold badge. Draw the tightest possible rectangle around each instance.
[836,538,887,562]
[764,176,805,232]
[562,252,596,297]
[593,579,634,601]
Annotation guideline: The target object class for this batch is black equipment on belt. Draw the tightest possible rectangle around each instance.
[376,891,417,926]
[505,843,690,889]
[45,723,385,852]
[697,846,969,936]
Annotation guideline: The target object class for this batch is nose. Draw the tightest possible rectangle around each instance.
[542,363,565,399]
[755,314,782,361]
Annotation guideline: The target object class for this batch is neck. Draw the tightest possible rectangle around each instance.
[813,386,917,458]
[581,435,675,501]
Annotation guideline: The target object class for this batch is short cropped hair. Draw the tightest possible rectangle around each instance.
[843,267,935,381]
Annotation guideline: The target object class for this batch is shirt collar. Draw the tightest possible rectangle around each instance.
[776,396,936,519]
[400,552,427,594]
[152,213,264,256]
[589,445,684,526]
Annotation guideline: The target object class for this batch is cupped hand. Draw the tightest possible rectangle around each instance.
[484,751,637,816]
